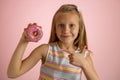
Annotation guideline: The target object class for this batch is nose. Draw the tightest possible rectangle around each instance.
[63,26,70,34]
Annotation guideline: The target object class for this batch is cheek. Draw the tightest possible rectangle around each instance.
[73,28,79,38]
[55,29,62,37]
[73,28,79,34]
[56,29,61,34]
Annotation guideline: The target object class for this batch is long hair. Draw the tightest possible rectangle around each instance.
[49,4,88,50]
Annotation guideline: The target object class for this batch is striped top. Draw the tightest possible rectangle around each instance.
[39,43,83,80]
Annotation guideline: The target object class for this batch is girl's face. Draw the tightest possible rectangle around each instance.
[55,12,79,44]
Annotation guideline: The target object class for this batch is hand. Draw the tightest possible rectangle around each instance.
[20,23,34,42]
[24,23,43,42]
[68,46,89,67]
[21,23,39,42]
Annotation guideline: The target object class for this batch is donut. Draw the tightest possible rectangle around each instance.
[25,24,43,42]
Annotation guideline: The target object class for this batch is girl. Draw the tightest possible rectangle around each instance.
[7,4,99,80]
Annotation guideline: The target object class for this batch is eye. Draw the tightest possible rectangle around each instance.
[69,24,75,28]
[58,23,64,29]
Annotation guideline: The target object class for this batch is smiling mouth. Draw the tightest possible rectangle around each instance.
[61,35,71,38]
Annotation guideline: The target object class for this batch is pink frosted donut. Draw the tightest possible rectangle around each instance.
[25,24,43,42]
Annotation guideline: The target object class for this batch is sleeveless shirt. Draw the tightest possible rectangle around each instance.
[39,43,86,80]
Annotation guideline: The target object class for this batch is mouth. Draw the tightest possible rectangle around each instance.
[61,35,71,38]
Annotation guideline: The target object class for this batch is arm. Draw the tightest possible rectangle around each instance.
[82,54,100,80]
[7,32,48,78]
[69,50,100,80]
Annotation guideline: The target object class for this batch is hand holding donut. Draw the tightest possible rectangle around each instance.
[24,23,43,42]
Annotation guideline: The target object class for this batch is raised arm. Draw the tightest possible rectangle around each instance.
[7,31,48,78]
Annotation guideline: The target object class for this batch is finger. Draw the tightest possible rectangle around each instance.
[68,55,73,62]
[68,54,73,58]
[33,23,37,25]
[28,23,32,26]
[69,59,73,63]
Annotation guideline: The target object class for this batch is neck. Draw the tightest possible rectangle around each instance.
[57,41,76,52]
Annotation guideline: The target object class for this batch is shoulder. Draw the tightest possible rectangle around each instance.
[35,43,49,54]
[30,44,49,60]
[37,42,55,50]
[37,43,49,49]
[34,42,55,57]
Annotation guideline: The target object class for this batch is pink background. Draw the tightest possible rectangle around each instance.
[0,0,120,80]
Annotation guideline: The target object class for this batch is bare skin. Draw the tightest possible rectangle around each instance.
[55,12,100,80]
[7,27,48,78]
[7,12,100,80]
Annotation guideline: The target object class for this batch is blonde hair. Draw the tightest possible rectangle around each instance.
[49,4,88,50]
